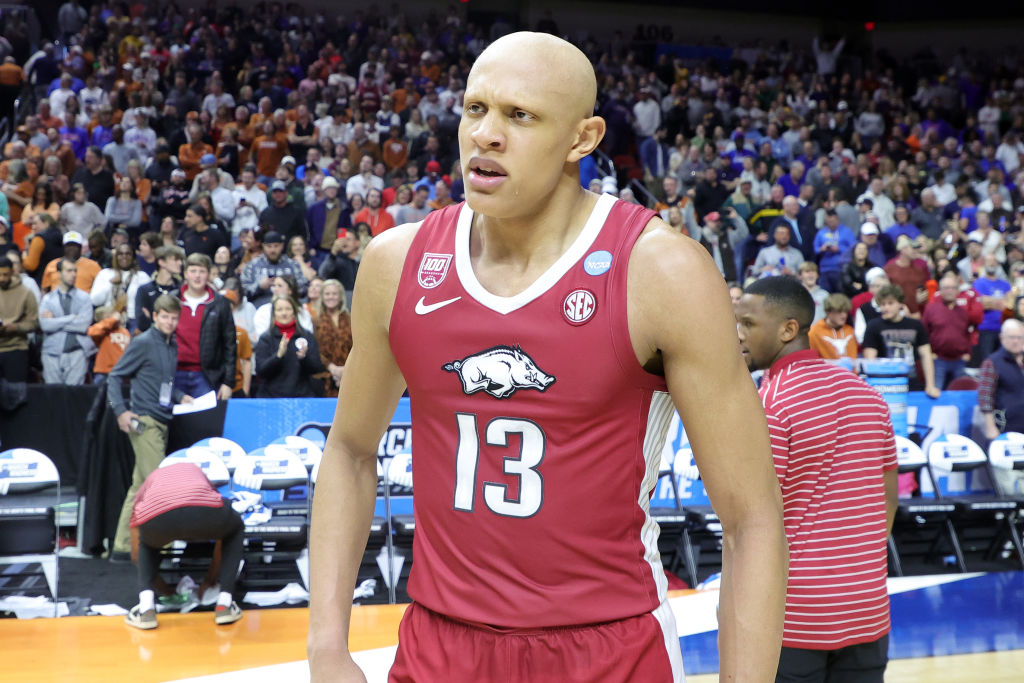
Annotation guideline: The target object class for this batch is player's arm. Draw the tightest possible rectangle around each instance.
[884,468,898,534]
[307,225,415,682]
[917,342,940,398]
[629,222,787,682]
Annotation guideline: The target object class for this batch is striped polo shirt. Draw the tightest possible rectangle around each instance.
[130,463,225,528]
[759,349,898,650]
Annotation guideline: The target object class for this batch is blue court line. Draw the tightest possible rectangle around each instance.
[679,571,1024,675]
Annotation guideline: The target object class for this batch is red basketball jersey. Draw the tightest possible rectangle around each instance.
[389,194,674,628]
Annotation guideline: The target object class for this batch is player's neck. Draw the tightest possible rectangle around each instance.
[772,339,811,367]
[472,183,596,265]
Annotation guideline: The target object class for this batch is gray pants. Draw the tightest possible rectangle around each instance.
[42,350,89,385]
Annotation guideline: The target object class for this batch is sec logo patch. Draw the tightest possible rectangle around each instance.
[563,289,596,324]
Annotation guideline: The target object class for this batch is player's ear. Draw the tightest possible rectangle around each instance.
[567,116,606,163]
[779,317,800,344]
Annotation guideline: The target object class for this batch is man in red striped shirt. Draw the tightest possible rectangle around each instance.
[736,276,898,683]
[126,462,244,630]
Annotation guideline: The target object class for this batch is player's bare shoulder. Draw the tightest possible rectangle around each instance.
[361,220,423,276]
[627,215,734,362]
[629,215,722,296]
[354,220,424,328]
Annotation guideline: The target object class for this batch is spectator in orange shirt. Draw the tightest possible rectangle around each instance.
[36,101,63,132]
[2,159,34,225]
[177,123,213,181]
[0,56,23,122]
[251,120,289,183]
[419,51,441,83]
[352,188,395,237]
[808,293,858,360]
[381,126,409,171]
[88,305,132,383]
[221,289,253,397]
[41,230,102,293]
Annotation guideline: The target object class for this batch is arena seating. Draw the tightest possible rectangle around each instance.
[927,434,1024,571]
[0,449,61,612]
[889,435,965,574]
[232,449,309,591]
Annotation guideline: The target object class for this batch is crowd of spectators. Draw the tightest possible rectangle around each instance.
[0,2,1023,411]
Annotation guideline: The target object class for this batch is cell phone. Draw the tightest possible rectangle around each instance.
[130,417,147,434]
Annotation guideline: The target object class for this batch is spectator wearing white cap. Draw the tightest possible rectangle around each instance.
[306,176,352,261]
[842,222,888,270]
[40,230,102,293]
[853,267,890,344]
[957,232,989,284]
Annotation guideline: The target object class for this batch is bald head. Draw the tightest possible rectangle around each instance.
[1003,318,1024,335]
[469,32,597,119]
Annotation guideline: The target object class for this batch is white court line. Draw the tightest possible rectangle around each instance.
[168,574,985,682]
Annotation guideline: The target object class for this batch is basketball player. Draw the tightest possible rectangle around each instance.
[309,32,787,682]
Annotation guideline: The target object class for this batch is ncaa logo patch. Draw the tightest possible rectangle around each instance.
[563,289,596,325]
[583,250,613,276]
[417,252,452,289]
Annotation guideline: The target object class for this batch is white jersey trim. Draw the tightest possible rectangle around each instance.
[454,192,616,315]
[639,390,674,603]
[652,599,686,682]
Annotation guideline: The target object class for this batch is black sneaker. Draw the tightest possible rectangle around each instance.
[109,550,131,564]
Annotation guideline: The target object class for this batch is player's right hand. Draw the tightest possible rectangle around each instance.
[308,651,366,682]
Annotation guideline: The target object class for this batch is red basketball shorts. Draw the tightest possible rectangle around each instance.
[388,600,685,682]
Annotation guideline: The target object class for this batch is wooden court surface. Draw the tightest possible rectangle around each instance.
[3,603,1022,682]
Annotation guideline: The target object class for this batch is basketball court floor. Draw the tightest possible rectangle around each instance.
[4,570,1023,681]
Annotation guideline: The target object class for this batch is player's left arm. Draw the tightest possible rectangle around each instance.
[629,220,787,682]
[917,342,940,398]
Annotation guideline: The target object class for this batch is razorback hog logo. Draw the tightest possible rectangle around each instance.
[443,345,555,399]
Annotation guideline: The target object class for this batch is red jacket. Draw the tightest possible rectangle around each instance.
[922,295,984,360]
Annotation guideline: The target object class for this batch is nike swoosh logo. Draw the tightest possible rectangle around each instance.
[415,296,461,315]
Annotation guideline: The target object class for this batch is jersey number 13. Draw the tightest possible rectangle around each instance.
[453,414,545,518]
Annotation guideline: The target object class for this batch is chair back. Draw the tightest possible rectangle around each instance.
[928,433,988,474]
[191,437,247,474]
[270,435,323,472]
[0,449,60,495]
[895,435,927,470]
[233,446,308,492]
[160,447,231,487]
[989,432,1024,472]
